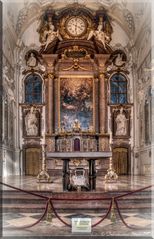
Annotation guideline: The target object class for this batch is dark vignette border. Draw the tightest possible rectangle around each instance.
[1,236,153,239]
[0,1,153,239]
[0,0,2,238]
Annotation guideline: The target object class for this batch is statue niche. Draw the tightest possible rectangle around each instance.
[113,107,129,137]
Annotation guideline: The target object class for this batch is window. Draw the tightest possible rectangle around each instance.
[25,74,42,103]
[110,73,127,104]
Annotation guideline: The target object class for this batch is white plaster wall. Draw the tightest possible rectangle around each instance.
[133,22,151,176]
[21,20,40,47]
[3,149,14,177]
[111,21,129,47]
[140,147,151,175]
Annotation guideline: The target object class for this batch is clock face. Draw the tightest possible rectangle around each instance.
[66,17,86,37]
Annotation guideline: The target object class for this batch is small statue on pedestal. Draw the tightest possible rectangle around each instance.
[72,119,81,132]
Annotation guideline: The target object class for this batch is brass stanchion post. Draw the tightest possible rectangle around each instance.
[46,202,53,223]
[110,197,116,223]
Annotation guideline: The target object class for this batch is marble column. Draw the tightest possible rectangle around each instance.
[99,73,106,133]
[95,54,110,151]
[47,73,54,134]
[97,55,110,133]
[42,54,58,135]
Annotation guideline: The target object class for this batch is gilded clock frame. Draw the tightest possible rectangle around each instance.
[59,14,93,40]
[65,16,87,37]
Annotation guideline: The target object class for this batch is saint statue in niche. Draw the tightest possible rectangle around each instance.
[115,108,127,136]
[25,107,38,136]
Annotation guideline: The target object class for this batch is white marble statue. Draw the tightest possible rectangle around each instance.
[114,53,125,66]
[27,53,37,67]
[3,66,15,103]
[87,21,107,49]
[115,108,127,136]
[25,107,38,136]
[3,66,13,85]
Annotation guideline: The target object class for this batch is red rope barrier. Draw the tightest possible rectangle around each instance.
[49,198,113,228]
[115,185,152,199]
[49,199,71,227]
[114,199,148,230]
[92,199,112,227]
[5,200,49,230]
[1,182,153,230]
[1,182,49,200]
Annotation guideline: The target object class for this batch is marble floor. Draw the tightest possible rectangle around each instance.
[1,175,154,238]
[2,211,153,237]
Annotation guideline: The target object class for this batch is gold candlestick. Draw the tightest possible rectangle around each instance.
[37,144,51,182]
[104,131,118,183]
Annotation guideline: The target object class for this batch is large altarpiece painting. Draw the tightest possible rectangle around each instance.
[59,78,94,132]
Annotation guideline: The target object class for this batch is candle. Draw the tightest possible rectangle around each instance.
[109,130,112,151]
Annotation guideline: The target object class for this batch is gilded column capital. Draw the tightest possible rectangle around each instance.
[48,73,55,79]
[99,72,106,78]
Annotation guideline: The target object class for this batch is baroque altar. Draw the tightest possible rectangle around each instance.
[20,4,132,189]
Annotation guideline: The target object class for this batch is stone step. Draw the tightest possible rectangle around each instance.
[2,188,152,213]
[3,189,151,198]
[2,202,152,213]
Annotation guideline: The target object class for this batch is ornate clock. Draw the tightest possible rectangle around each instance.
[65,16,87,37]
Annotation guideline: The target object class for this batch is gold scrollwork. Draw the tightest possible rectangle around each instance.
[62,59,88,71]
[72,158,81,167]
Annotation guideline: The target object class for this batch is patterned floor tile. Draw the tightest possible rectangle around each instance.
[136,213,152,220]
[3,213,25,220]
[124,216,151,227]
[20,213,41,217]
[93,218,112,227]
[121,213,138,217]
[7,216,38,227]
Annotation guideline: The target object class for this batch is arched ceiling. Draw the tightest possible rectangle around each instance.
[3,0,151,42]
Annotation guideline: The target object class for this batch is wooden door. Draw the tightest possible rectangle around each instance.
[113,147,128,175]
[74,138,80,151]
[25,148,41,176]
